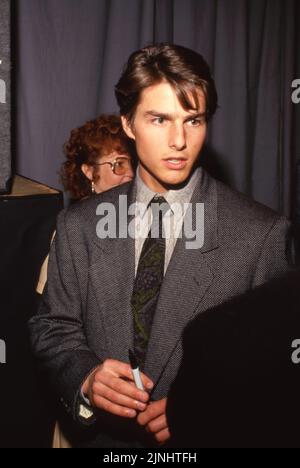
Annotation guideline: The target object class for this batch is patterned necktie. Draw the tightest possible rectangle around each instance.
[131,196,169,369]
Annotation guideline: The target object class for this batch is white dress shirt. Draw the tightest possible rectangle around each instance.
[135,166,200,275]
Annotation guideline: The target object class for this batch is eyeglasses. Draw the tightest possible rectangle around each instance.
[94,157,133,176]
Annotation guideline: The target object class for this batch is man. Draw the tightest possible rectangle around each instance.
[29,44,292,448]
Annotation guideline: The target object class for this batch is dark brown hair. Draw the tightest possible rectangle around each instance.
[115,43,218,122]
[61,114,130,199]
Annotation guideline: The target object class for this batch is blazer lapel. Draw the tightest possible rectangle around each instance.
[144,169,219,385]
[88,182,137,362]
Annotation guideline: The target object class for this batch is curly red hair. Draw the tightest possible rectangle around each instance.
[61,114,130,199]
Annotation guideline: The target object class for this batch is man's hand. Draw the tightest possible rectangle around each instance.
[82,359,153,419]
[137,398,170,444]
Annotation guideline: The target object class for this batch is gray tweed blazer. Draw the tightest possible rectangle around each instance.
[29,168,293,448]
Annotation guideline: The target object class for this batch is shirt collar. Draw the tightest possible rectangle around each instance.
[136,165,200,219]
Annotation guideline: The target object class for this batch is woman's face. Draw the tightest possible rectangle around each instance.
[94,151,134,193]
[82,151,134,195]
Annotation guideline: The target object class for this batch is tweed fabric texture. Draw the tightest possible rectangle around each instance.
[29,168,293,447]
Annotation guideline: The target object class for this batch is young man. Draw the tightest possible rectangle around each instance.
[29,44,292,448]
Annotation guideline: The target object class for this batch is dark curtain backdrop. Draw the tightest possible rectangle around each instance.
[15,0,300,216]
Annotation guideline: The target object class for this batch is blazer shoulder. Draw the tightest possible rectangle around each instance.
[215,178,288,227]
[62,180,134,226]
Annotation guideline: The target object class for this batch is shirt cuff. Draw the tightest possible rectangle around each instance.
[80,389,91,407]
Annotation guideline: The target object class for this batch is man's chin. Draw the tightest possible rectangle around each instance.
[161,169,193,186]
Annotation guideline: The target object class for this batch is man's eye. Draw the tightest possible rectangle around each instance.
[188,119,202,126]
[152,117,165,125]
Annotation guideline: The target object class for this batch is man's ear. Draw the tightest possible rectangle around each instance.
[121,115,136,140]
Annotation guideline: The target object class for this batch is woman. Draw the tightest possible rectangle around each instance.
[36,114,134,295]
[36,114,134,447]
[61,113,134,198]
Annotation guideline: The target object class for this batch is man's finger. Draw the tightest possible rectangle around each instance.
[92,381,147,412]
[147,414,168,434]
[155,428,171,444]
[99,373,150,403]
[93,394,137,419]
[97,359,135,381]
[137,399,167,426]
[139,371,154,391]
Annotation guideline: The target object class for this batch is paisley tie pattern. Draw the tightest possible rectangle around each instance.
[131,196,169,369]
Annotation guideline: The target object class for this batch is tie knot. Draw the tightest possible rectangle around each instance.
[152,195,167,205]
[150,196,170,225]
[149,196,170,217]
[148,196,170,239]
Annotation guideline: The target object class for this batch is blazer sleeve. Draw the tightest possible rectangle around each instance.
[29,208,100,424]
[252,216,295,288]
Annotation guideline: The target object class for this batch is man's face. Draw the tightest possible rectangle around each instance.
[122,81,207,192]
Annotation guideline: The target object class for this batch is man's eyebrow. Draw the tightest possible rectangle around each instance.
[144,110,206,119]
[184,112,206,120]
[144,110,173,119]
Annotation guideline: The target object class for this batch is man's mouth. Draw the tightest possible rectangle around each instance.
[167,158,184,164]
[162,158,188,170]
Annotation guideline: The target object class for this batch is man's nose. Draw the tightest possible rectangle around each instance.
[168,123,187,151]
